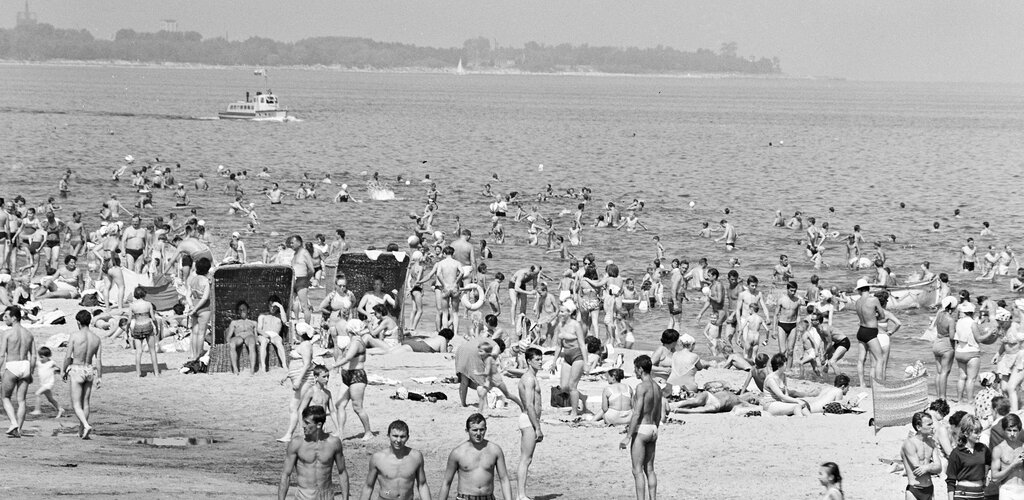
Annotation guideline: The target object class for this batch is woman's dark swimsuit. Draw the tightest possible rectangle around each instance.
[341,368,368,386]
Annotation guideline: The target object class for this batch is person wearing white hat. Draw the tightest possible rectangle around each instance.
[667,333,708,394]
[931,295,959,400]
[328,318,374,441]
[552,299,589,417]
[953,302,999,401]
[853,277,886,387]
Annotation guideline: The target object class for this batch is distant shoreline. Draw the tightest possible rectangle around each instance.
[0,58,819,80]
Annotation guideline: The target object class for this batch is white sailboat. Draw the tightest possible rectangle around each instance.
[455,58,466,75]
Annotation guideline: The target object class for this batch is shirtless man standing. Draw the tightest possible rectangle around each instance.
[0,199,9,272]
[901,411,942,500]
[279,405,349,500]
[854,278,886,386]
[267,183,285,205]
[715,219,737,251]
[291,235,316,323]
[774,281,803,369]
[120,215,149,272]
[722,270,742,345]
[438,413,513,500]
[517,347,544,500]
[417,246,464,335]
[507,266,541,320]
[360,420,431,500]
[451,230,477,282]
[667,259,684,329]
[702,268,726,342]
[63,310,102,439]
[621,355,661,500]
[734,276,770,332]
[1,306,35,437]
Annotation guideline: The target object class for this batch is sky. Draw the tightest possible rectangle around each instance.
[6,0,1024,83]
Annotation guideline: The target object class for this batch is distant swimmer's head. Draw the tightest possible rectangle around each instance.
[954,209,961,217]
[899,202,906,208]
[933,222,940,230]
[723,208,730,215]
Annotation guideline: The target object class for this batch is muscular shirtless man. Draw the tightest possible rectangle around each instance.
[279,405,349,500]
[120,215,149,272]
[418,246,465,335]
[360,420,431,500]
[774,281,803,369]
[63,310,102,439]
[854,278,886,386]
[438,413,513,500]
[621,355,661,500]
[1,306,36,437]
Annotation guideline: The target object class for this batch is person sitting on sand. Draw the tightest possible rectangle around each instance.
[760,353,810,416]
[715,343,754,371]
[666,334,708,395]
[256,297,288,373]
[590,368,633,425]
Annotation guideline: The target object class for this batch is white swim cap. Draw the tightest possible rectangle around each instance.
[942,296,958,309]
[538,164,544,171]
[125,155,134,163]
[197,220,206,226]
[679,333,696,346]
[960,302,976,313]
[341,184,348,189]
[995,308,1012,322]
[820,289,833,300]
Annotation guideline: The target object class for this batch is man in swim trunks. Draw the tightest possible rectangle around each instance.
[418,246,465,335]
[361,419,431,500]
[854,278,886,386]
[516,347,544,500]
[119,214,148,270]
[961,237,977,273]
[1,306,36,437]
[507,266,541,320]
[439,413,514,500]
[291,235,316,323]
[715,219,737,251]
[267,183,285,205]
[774,281,803,369]
[901,411,942,500]
[702,268,726,342]
[621,355,661,500]
[667,259,684,329]
[451,229,477,281]
[63,309,102,439]
[279,405,349,500]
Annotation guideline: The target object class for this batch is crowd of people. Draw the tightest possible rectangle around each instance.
[2,156,1024,499]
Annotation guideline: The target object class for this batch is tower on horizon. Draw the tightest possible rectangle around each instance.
[16,0,37,27]
[161,19,178,32]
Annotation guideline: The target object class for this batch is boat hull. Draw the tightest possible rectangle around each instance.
[218,110,288,120]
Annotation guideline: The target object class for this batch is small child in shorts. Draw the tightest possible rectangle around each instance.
[31,346,63,418]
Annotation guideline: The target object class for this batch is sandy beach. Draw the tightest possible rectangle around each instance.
[0,299,929,500]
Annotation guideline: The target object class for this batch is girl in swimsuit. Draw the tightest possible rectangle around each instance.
[818,462,844,500]
[551,300,588,417]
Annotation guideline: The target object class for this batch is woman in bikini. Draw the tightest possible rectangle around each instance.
[550,299,588,417]
[592,368,633,425]
[330,319,373,440]
[368,304,401,348]
[127,287,160,377]
[65,211,86,258]
[318,276,355,331]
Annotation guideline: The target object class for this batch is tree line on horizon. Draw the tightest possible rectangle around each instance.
[0,23,781,74]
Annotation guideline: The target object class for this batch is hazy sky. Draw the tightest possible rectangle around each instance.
[7,0,1024,82]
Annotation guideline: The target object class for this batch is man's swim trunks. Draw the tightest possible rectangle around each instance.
[856,326,879,344]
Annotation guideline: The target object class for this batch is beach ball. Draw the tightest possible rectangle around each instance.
[688,201,696,208]
[538,164,544,171]
[408,235,420,247]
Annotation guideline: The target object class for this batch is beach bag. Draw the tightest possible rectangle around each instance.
[549,387,570,408]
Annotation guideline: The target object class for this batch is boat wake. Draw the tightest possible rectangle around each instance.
[0,106,206,121]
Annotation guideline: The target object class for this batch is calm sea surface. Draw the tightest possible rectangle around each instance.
[3,64,1024,386]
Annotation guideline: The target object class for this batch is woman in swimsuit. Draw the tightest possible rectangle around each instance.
[932,297,958,401]
[761,353,810,416]
[861,291,901,386]
[278,322,317,442]
[577,263,602,336]
[319,277,355,326]
[990,414,1024,498]
[667,335,708,394]
[186,257,213,360]
[256,298,288,373]
[39,212,64,273]
[128,287,160,378]
[368,304,401,347]
[226,301,259,375]
[330,319,373,440]
[591,368,633,425]
[550,299,588,417]
[18,208,43,273]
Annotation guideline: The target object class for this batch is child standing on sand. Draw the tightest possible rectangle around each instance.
[739,303,769,360]
[31,347,63,418]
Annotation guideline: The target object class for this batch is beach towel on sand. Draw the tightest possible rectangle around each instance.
[872,375,929,432]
